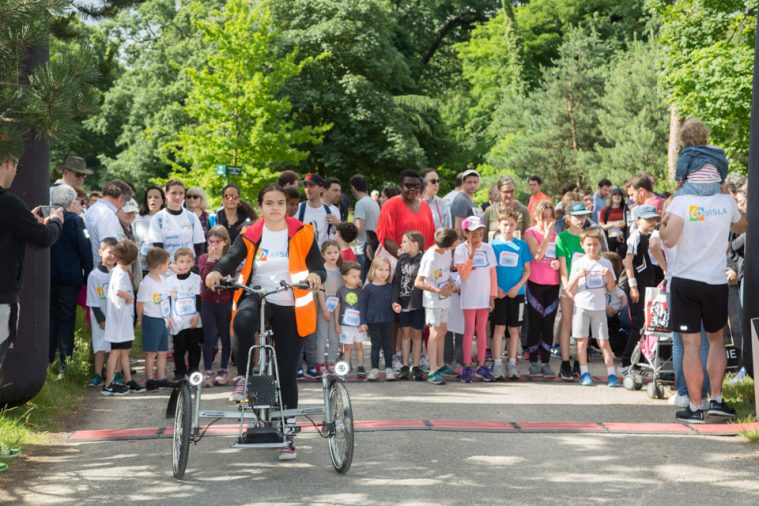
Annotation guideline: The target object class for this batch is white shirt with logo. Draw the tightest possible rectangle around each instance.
[87,266,111,341]
[300,202,340,247]
[104,266,135,343]
[148,208,205,261]
[418,248,453,309]
[571,255,615,311]
[85,199,123,263]
[167,272,202,333]
[137,275,171,319]
[666,194,741,285]
[454,241,496,310]
[251,226,293,306]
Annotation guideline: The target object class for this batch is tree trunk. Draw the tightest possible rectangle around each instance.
[667,105,680,181]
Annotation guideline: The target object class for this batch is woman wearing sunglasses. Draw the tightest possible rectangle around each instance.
[420,169,451,230]
[214,184,257,243]
[375,170,435,258]
[185,187,211,238]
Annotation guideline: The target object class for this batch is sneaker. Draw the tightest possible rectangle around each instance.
[306,367,319,379]
[399,365,410,380]
[412,366,424,381]
[438,364,460,379]
[676,408,705,424]
[460,366,473,383]
[87,374,103,388]
[541,363,556,378]
[528,362,543,377]
[506,363,520,380]
[0,443,20,459]
[708,399,737,418]
[0,462,6,472]
[492,362,505,380]
[127,380,145,393]
[559,362,573,381]
[729,366,748,384]
[392,354,403,373]
[202,370,214,388]
[279,442,297,461]
[385,368,396,381]
[475,366,494,382]
[668,393,690,408]
[296,368,304,380]
[113,372,124,384]
[367,368,380,381]
[357,365,367,378]
[607,374,620,388]
[214,369,229,385]
[146,379,159,391]
[619,365,633,377]
[427,371,445,385]
[419,354,430,372]
[579,373,593,386]
[573,359,580,378]
[229,376,246,402]
[156,378,177,389]
[102,383,129,396]
[550,344,561,357]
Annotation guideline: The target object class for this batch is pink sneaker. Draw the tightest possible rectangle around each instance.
[228,376,246,402]
[202,370,214,388]
[214,369,229,385]
[279,442,297,461]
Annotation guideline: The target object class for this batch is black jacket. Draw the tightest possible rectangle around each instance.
[0,188,62,304]
[50,211,93,287]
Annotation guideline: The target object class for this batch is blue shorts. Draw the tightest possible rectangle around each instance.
[142,315,169,352]
[398,309,425,330]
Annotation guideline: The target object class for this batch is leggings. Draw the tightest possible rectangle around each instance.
[201,301,232,371]
[233,297,303,409]
[526,281,560,364]
[463,308,489,365]
[368,322,393,369]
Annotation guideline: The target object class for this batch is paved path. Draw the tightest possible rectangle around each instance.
[3,361,759,504]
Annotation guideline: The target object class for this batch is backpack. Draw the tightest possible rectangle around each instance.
[297,202,333,237]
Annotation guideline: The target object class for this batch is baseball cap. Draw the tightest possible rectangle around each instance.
[122,198,138,213]
[567,202,591,216]
[303,173,324,186]
[460,169,480,179]
[461,216,486,231]
[633,204,660,220]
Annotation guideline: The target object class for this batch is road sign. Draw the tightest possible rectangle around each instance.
[228,165,242,176]
[215,164,241,176]
[215,164,228,176]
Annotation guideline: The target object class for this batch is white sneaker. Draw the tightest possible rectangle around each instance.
[507,362,520,379]
[279,443,297,461]
[367,368,380,381]
[228,376,246,402]
[492,362,505,380]
[385,368,396,381]
[419,354,430,372]
[392,358,403,373]
[668,393,689,408]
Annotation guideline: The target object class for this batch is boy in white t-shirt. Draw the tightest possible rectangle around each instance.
[86,237,118,388]
[167,247,203,379]
[136,247,173,391]
[415,228,459,385]
[102,239,145,396]
[566,228,618,387]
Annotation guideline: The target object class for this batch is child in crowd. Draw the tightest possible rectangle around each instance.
[136,247,173,391]
[444,272,465,375]
[523,200,560,378]
[86,237,118,387]
[316,240,343,375]
[102,239,144,395]
[335,221,358,263]
[416,227,459,385]
[198,226,233,387]
[285,187,301,218]
[621,205,664,371]
[490,210,533,380]
[392,231,425,381]
[566,229,619,387]
[556,202,590,380]
[334,262,366,376]
[168,247,203,379]
[361,256,396,381]
[454,216,497,383]
[601,251,630,356]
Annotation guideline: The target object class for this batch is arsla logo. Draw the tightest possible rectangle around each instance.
[689,205,727,222]
[256,249,268,262]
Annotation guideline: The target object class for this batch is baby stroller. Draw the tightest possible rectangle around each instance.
[623,282,675,398]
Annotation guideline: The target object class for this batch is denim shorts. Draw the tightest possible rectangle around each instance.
[142,315,169,352]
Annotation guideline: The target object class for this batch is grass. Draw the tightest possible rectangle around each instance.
[722,372,759,441]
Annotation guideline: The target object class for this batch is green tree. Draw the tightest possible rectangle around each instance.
[167,0,328,199]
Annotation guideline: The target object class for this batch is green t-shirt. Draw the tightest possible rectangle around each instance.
[555,230,583,275]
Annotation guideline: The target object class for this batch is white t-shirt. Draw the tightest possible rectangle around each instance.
[447,274,464,334]
[571,255,615,311]
[454,241,496,310]
[104,266,135,343]
[86,265,111,341]
[166,272,202,333]
[251,226,293,306]
[85,199,123,263]
[137,274,171,319]
[353,196,380,254]
[418,247,452,309]
[132,214,152,272]
[148,208,205,261]
[299,202,340,247]
[666,194,741,285]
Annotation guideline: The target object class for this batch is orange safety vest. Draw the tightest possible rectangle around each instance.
[231,216,317,337]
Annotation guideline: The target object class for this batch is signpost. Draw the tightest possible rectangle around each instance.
[215,164,242,185]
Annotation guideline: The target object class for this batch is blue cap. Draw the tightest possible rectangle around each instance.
[633,204,660,220]
[567,202,591,216]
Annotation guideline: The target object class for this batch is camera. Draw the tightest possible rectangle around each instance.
[38,205,61,218]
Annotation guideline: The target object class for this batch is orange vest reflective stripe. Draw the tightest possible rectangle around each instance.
[231,217,317,337]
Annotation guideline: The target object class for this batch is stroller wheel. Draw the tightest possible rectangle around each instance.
[623,375,636,391]
[646,383,657,399]
[654,382,666,399]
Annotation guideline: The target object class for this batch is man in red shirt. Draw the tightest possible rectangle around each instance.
[375,170,435,257]
[527,175,551,219]
[628,174,664,212]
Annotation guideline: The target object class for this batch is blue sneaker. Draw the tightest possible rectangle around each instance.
[87,374,103,388]
[580,373,593,386]
[607,374,620,388]
[305,367,319,379]
[113,372,124,384]
[296,368,304,380]
[475,365,494,382]
[460,366,473,383]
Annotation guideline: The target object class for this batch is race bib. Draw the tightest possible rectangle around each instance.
[473,250,488,268]
[160,298,171,318]
[545,243,556,259]
[343,308,360,327]
[437,279,451,300]
[326,296,339,313]
[585,271,605,289]
[175,297,196,316]
[499,251,519,268]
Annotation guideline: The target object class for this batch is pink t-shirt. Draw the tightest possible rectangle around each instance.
[376,196,435,253]
[524,227,560,286]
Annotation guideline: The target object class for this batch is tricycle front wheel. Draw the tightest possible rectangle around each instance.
[172,382,192,479]
[327,381,354,474]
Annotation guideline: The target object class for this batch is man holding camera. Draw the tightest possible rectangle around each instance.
[0,156,63,368]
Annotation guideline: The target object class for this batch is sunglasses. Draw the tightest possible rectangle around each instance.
[223,194,240,200]
[186,195,200,199]
[73,172,87,179]
[403,183,421,190]
[426,178,440,185]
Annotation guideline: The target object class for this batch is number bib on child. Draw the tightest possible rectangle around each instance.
[585,270,605,289]
[473,250,488,268]
[326,296,339,313]
[175,297,196,316]
[343,308,360,327]
[160,298,171,318]
[499,250,519,268]
[545,242,556,259]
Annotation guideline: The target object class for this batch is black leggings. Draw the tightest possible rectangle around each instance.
[622,294,645,367]
[233,297,303,409]
[526,281,560,363]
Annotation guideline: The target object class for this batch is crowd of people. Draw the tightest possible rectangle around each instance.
[39,118,750,438]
